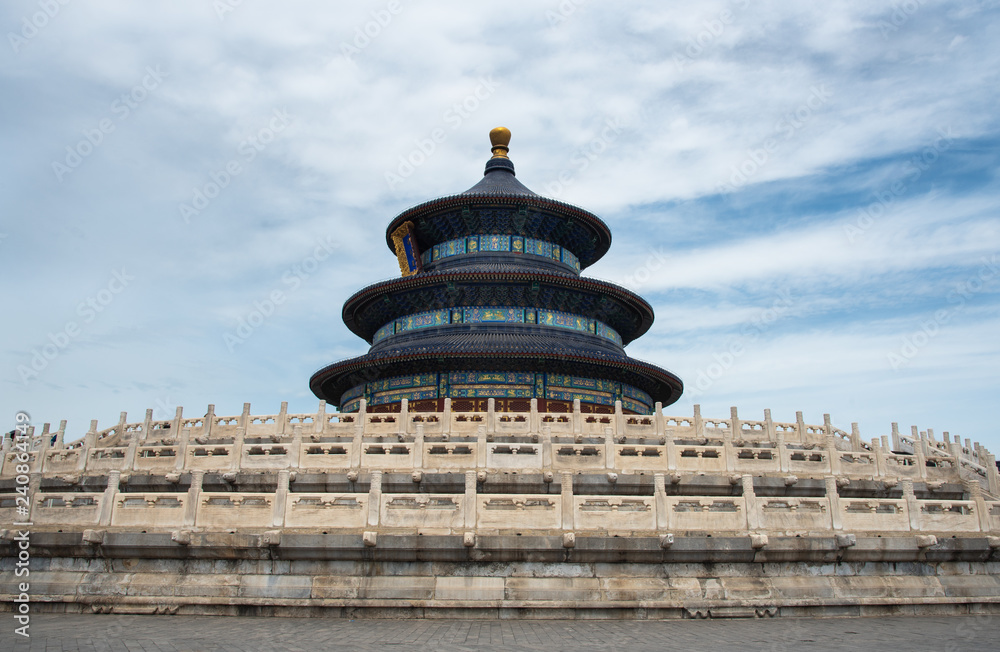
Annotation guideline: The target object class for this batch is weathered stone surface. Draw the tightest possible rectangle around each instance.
[2,403,998,617]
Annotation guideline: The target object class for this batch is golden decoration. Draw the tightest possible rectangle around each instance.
[390,221,422,277]
[490,126,511,159]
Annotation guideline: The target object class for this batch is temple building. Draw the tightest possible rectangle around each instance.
[309,127,682,415]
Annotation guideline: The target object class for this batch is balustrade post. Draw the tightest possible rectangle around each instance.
[288,426,302,470]
[826,436,841,475]
[98,471,120,526]
[560,472,574,530]
[825,476,842,530]
[140,410,152,443]
[278,401,288,435]
[174,409,190,471]
[170,405,183,441]
[776,428,789,473]
[55,420,67,449]
[723,408,736,473]
[963,480,990,533]
[124,429,139,472]
[666,428,677,472]
[272,469,290,527]
[913,426,927,479]
[605,424,615,470]
[78,420,98,473]
[541,424,553,469]
[233,403,250,471]
[203,405,214,439]
[184,470,204,527]
[368,470,382,527]
[116,412,128,443]
[742,475,759,531]
[414,423,424,471]
[476,424,488,469]
[654,473,668,530]
[315,400,326,434]
[38,424,52,474]
[464,470,477,529]
[901,478,919,531]
[871,438,887,478]
[351,400,366,470]
[443,398,452,437]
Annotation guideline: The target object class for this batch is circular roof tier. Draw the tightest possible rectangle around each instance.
[384,158,612,269]
[309,331,684,410]
[341,266,656,346]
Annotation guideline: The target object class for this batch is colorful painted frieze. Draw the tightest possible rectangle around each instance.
[371,387,438,404]
[449,371,535,385]
[538,309,590,334]
[375,307,621,346]
[622,397,652,413]
[562,248,580,270]
[372,373,438,392]
[449,385,533,398]
[525,237,552,258]
[621,383,653,406]
[596,321,622,346]
[479,234,510,251]
[546,374,616,392]
[463,307,524,323]
[342,384,365,401]
[545,388,615,405]
[423,234,580,270]
[373,322,396,343]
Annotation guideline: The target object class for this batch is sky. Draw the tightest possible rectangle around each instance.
[2,1,999,455]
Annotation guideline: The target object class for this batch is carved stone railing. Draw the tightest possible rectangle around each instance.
[4,474,997,538]
[3,399,997,500]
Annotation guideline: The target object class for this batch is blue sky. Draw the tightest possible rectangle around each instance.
[2,1,998,455]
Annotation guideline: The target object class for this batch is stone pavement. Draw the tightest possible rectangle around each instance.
[1,614,998,651]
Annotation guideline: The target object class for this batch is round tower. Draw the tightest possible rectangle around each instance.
[309,128,683,414]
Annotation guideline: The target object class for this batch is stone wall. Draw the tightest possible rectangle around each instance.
[2,399,999,618]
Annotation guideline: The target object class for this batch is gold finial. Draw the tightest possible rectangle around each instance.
[489,126,511,159]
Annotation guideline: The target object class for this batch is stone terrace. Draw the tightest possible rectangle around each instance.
[2,399,998,619]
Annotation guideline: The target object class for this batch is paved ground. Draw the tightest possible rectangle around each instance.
[1,614,998,651]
